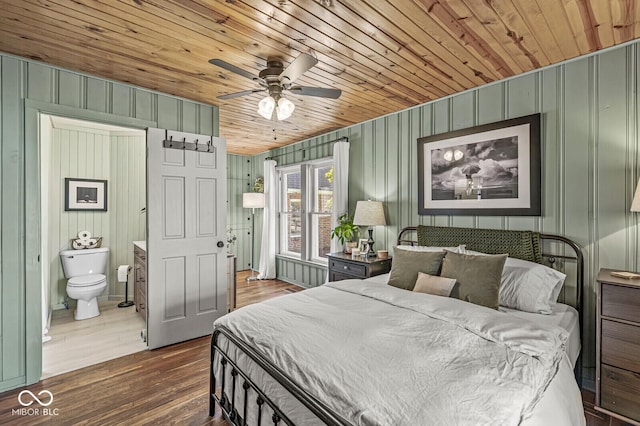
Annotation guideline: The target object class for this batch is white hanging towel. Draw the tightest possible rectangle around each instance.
[117,265,130,282]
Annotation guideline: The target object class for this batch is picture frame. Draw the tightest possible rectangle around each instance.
[65,178,108,212]
[417,113,541,216]
[358,238,369,254]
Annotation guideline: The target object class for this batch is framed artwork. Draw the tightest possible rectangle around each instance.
[65,178,108,211]
[417,113,541,216]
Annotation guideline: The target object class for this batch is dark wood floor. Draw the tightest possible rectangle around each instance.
[0,270,299,425]
[0,271,629,425]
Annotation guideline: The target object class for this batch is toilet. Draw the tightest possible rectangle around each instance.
[59,247,109,320]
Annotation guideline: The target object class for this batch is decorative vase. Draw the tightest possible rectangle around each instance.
[344,241,358,254]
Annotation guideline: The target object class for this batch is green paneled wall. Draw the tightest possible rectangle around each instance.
[47,126,110,308]
[227,154,252,271]
[108,132,147,301]
[254,41,640,388]
[45,124,147,307]
[0,52,219,391]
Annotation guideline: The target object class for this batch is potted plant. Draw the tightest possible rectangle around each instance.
[331,213,360,253]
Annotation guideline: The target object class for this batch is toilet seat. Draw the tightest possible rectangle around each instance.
[67,274,106,287]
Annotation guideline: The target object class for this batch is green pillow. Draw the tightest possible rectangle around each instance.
[388,250,445,291]
[441,251,508,310]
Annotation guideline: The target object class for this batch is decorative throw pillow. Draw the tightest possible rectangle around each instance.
[413,272,456,297]
[387,250,446,291]
[462,249,566,314]
[441,251,508,310]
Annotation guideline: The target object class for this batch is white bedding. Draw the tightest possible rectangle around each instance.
[214,278,585,425]
[369,273,582,367]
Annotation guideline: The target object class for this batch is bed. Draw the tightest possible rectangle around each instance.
[209,225,585,425]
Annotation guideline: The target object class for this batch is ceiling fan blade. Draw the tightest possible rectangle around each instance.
[217,89,266,100]
[279,53,318,85]
[288,86,342,99]
[209,59,257,81]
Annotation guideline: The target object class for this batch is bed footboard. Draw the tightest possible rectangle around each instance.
[210,326,349,426]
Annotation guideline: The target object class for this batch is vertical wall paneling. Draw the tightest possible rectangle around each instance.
[109,132,146,300]
[227,154,252,271]
[252,41,640,388]
[1,57,25,388]
[45,125,146,306]
[111,84,131,117]
[182,102,197,134]
[1,53,219,392]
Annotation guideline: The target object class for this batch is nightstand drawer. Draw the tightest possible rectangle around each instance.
[602,319,640,373]
[601,364,640,421]
[329,259,366,277]
[602,283,640,323]
[329,271,357,282]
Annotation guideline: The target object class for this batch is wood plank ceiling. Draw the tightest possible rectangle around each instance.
[0,0,638,155]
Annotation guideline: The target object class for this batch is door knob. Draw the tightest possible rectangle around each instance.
[217,241,224,248]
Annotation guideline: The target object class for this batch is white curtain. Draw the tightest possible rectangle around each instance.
[258,159,277,279]
[330,141,350,253]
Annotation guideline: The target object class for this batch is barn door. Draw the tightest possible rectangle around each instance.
[146,128,227,349]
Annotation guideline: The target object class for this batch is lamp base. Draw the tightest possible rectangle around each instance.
[366,227,376,257]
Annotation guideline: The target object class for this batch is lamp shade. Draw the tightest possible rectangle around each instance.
[243,192,265,209]
[353,200,386,226]
[632,178,640,212]
[257,96,275,120]
[276,97,295,120]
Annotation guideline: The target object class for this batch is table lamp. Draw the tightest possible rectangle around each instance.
[353,200,386,257]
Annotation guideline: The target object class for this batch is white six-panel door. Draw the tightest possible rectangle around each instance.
[146,128,227,349]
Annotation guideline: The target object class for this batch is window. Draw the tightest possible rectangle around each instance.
[278,159,334,263]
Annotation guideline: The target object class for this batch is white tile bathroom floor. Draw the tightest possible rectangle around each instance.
[42,300,147,379]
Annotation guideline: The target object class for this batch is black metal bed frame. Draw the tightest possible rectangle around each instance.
[210,227,585,425]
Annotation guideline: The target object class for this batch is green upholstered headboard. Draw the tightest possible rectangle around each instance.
[414,225,543,264]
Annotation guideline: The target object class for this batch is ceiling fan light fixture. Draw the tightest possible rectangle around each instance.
[257,96,275,119]
[276,97,295,121]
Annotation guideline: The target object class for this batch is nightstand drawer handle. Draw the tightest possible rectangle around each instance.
[343,266,348,270]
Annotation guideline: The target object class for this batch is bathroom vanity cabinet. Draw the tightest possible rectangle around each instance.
[133,242,146,321]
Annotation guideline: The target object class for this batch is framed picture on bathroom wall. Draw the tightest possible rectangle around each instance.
[65,178,108,211]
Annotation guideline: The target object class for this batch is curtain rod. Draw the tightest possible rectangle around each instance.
[265,136,348,161]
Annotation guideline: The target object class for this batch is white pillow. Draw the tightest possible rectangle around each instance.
[395,244,465,253]
[462,249,566,314]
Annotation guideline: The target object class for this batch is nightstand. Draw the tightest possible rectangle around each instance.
[327,252,392,282]
[595,268,640,425]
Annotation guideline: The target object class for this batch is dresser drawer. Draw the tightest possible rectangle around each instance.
[330,259,366,277]
[601,319,640,373]
[601,364,640,421]
[602,283,640,323]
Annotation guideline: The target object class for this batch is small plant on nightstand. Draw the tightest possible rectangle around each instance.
[331,213,360,253]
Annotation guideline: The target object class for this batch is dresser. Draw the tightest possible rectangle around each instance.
[327,252,392,282]
[595,268,640,425]
[133,242,146,322]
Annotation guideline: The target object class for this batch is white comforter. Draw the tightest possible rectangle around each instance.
[215,279,574,425]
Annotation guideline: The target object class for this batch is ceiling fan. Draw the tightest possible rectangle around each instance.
[209,53,342,120]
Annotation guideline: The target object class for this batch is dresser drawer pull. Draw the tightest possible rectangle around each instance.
[343,266,348,270]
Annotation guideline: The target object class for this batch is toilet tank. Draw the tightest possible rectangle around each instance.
[60,247,109,278]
